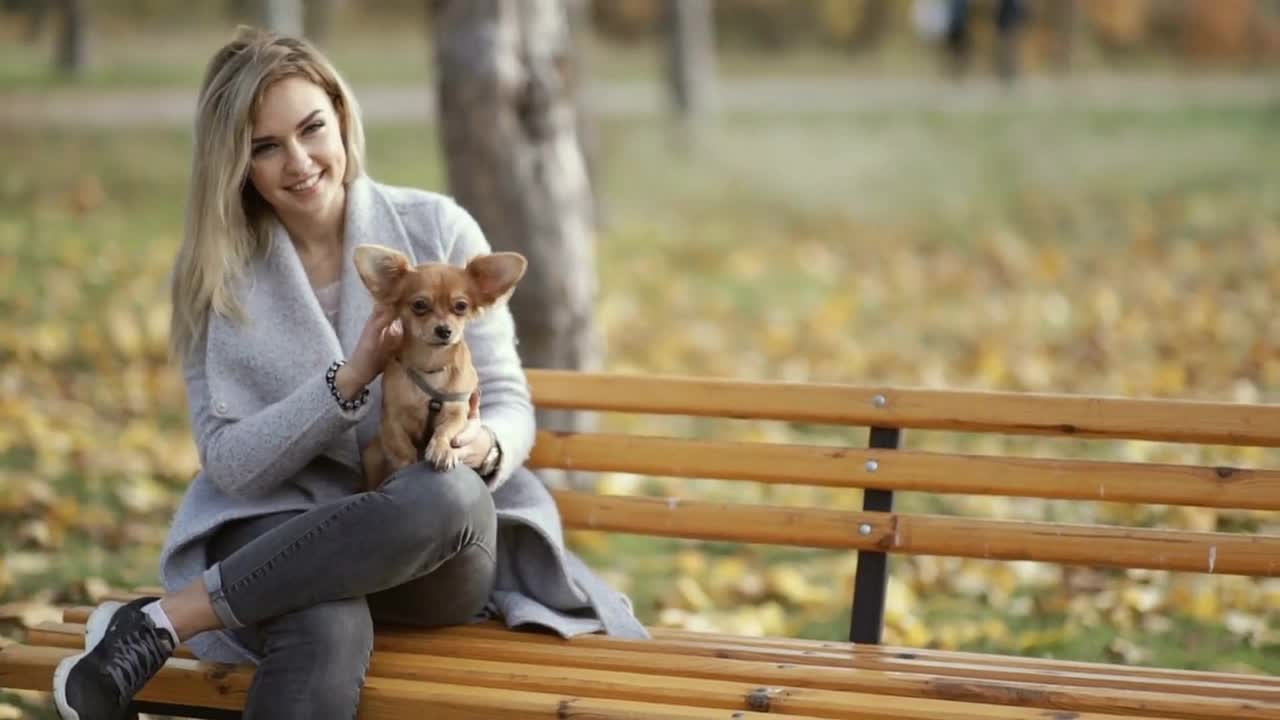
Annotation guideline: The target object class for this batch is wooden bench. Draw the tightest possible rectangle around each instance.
[3,369,1280,719]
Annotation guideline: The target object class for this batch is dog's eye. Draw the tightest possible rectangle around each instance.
[452,300,469,315]
[411,299,430,315]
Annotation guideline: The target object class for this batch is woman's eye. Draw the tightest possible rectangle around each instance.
[452,300,469,314]
[251,143,276,156]
[412,300,430,315]
[303,121,324,135]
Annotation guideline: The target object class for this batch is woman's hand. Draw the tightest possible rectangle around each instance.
[335,304,403,400]
[450,390,496,471]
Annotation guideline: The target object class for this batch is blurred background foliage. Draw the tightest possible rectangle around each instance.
[2,0,1280,88]
[2,0,1280,716]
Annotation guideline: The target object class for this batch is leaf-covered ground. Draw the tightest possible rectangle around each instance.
[2,93,1279,715]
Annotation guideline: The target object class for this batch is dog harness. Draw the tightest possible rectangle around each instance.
[405,366,473,458]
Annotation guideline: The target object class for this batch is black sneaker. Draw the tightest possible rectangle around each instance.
[52,597,176,720]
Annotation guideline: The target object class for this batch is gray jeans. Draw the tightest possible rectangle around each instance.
[202,464,498,720]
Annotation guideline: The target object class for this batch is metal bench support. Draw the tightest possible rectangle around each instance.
[848,425,901,644]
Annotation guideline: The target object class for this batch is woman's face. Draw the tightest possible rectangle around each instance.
[247,76,347,226]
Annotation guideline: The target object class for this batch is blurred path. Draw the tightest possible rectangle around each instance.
[2,74,1277,128]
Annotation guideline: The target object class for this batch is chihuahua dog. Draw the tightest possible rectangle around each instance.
[354,244,527,490]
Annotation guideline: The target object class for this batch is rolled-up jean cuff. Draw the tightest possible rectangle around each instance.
[203,562,246,630]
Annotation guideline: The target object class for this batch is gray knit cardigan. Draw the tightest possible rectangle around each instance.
[158,176,647,664]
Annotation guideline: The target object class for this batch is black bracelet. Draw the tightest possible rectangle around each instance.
[325,360,370,412]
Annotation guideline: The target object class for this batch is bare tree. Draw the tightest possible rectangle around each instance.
[848,0,890,54]
[662,0,717,130]
[257,0,304,36]
[54,0,88,76]
[563,0,605,226]
[1045,0,1079,73]
[23,0,51,44]
[431,0,600,490]
[305,0,341,45]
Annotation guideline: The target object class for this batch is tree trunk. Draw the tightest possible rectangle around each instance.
[662,0,717,128]
[562,0,605,227]
[1046,0,1078,73]
[258,0,304,36]
[849,0,890,53]
[431,0,600,490]
[54,0,87,76]
[25,0,51,44]
[305,0,342,45]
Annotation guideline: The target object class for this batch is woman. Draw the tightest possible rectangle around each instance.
[53,27,645,720]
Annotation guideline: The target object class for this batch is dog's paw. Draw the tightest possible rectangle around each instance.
[424,437,459,471]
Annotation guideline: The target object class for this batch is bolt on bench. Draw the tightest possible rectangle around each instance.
[3,369,1280,719]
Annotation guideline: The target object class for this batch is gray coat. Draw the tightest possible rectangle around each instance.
[159,176,647,664]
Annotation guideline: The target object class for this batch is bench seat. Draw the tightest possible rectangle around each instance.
[0,596,1275,719]
[4,370,1278,719]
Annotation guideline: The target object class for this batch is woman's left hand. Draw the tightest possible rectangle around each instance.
[450,390,495,470]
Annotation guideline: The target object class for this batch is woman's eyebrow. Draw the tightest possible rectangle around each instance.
[251,109,323,144]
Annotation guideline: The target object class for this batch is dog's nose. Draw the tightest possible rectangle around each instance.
[434,325,452,340]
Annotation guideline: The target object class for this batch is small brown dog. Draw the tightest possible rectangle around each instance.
[354,244,527,490]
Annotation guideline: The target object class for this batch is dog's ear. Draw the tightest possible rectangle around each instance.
[466,252,527,307]
[354,244,411,302]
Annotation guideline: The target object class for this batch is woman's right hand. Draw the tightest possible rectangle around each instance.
[335,304,404,399]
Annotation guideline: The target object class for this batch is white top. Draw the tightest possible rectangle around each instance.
[314,280,340,328]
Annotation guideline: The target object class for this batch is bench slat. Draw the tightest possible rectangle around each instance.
[360,676,834,720]
[1,644,247,712]
[40,621,1257,720]
[644,626,1280,688]
[19,625,1236,720]
[446,622,1280,692]
[529,430,1280,510]
[526,370,1280,447]
[1,644,843,720]
[365,649,1086,720]
[56,609,1280,693]
[368,631,1275,719]
[552,490,1280,576]
[369,626,1280,703]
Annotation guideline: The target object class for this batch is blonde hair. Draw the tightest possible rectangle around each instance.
[169,26,366,360]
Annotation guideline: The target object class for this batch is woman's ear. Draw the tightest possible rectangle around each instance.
[354,244,411,302]
[467,252,528,307]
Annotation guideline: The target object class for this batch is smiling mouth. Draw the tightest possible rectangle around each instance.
[286,171,323,193]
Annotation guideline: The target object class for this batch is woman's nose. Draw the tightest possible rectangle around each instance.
[283,140,310,174]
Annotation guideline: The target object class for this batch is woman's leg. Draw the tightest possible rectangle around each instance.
[202,463,496,635]
[54,464,496,720]
[367,542,496,627]
[201,488,497,719]
[232,599,373,720]
[202,512,373,720]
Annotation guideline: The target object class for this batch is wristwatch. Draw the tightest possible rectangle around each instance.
[477,426,503,481]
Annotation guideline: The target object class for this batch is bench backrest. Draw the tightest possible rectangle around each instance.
[524,370,1280,579]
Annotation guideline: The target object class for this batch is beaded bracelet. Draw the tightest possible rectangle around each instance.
[326,360,370,412]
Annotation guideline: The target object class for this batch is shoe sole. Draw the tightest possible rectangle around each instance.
[52,601,124,720]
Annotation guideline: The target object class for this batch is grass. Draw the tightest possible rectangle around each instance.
[2,78,1279,718]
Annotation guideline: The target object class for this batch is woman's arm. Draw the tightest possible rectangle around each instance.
[440,200,536,489]
[182,330,373,499]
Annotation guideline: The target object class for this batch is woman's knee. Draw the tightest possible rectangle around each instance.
[368,542,496,627]
[431,542,497,624]
[381,464,496,535]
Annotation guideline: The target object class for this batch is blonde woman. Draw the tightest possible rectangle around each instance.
[54,27,646,720]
